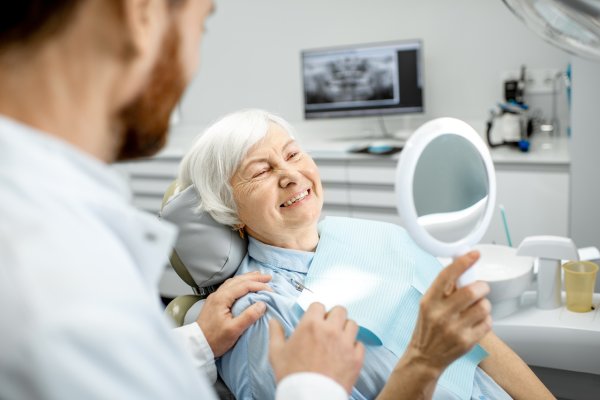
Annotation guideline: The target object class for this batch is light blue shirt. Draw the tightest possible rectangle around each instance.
[218,235,512,400]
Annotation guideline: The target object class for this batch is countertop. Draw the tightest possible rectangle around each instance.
[153,133,570,166]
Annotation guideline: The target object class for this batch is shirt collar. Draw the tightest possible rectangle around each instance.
[247,236,315,273]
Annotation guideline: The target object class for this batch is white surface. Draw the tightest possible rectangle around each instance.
[570,57,600,251]
[517,236,579,260]
[494,291,600,375]
[394,118,497,270]
[474,244,534,319]
[475,244,533,281]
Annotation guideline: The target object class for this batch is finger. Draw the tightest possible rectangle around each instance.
[355,341,366,365]
[343,319,360,342]
[325,305,348,328]
[468,315,493,344]
[268,318,286,355]
[230,301,268,335]
[304,302,327,319]
[431,251,480,298]
[458,297,491,328]
[445,281,490,314]
[233,271,272,284]
[221,281,273,305]
[220,272,272,288]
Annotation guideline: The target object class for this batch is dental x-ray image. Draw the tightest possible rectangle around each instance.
[303,49,400,110]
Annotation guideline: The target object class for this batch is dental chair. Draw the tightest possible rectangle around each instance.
[159,182,247,399]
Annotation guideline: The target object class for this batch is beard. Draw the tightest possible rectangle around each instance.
[114,24,186,161]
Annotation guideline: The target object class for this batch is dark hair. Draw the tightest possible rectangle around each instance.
[0,1,84,52]
[0,1,186,53]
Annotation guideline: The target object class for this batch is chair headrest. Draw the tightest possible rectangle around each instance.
[159,184,247,289]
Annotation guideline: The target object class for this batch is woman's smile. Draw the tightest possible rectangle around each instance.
[280,188,311,208]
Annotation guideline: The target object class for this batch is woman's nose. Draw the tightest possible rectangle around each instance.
[278,168,302,188]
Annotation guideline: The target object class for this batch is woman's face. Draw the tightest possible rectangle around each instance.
[231,124,323,245]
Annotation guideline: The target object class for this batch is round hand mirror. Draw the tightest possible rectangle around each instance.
[395,118,496,286]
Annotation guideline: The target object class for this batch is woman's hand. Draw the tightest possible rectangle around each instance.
[410,250,492,372]
[377,251,492,400]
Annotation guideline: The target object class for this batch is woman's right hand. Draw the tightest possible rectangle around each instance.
[408,251,492,374]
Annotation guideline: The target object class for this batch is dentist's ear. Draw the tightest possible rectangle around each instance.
[118,0,168,61]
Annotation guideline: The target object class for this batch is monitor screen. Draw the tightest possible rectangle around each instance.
[301,40,423,119]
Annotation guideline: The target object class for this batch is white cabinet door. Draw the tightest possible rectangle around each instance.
[481,166,569,246]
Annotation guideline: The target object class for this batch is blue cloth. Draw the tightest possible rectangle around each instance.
[300,217,488,399]
[218,218,512,400]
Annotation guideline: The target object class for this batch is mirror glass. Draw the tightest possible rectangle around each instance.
[413,134,489,243]
[396,117,496,283]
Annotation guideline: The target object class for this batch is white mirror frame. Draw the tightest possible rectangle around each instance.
[396,117,497,258]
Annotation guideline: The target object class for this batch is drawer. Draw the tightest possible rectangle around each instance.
[347,161,396,185]
[118,160,179,178]
[349,185,396,208]
[323,184,350,206]
[318,163,348,183]
[132,196,162,213]
[351,208,402,225]
[130,178,173,197]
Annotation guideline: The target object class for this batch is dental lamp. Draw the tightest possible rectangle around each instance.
[502,0,600,60]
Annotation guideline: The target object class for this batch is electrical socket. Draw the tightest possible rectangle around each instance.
[500,68,562,95]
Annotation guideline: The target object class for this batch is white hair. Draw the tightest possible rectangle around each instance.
[177,109,295,227]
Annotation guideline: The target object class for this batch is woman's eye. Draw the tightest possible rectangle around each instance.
[253,169,268,178]
[288,152,300,160]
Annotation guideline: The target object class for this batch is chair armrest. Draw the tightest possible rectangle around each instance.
[165,294,203,327]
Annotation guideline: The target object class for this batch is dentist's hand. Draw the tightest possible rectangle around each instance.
[197,271,272,357]
[410,251,492,372]
[269,303,365,394]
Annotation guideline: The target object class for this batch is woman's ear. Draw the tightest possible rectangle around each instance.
[236,225,246,239]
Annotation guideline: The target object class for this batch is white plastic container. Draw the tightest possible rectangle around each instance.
[474,244,534,319]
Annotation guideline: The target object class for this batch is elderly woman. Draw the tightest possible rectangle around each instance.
[177,110,553,400]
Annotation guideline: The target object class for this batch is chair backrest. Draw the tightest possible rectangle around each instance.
[160,182,241,400]
[159,182,248,297]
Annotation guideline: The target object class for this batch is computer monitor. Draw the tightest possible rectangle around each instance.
[301,40,423,119]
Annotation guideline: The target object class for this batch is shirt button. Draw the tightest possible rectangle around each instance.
[145,232,157,242]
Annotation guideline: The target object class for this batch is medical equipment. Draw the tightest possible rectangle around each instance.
[395,118,497,287]
[486,102,531,152]
[502,0,600,61]
[473,244,534,318]
[517,236,579,309]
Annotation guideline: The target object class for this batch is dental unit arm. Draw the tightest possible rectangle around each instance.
[517,236,579,309]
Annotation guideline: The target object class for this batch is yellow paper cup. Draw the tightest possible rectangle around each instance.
[562,261,598,313]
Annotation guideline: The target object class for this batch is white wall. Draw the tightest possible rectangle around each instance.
[168,0,570,147]
[570,57,600,249]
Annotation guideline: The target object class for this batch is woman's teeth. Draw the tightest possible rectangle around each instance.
[283,190,309,207]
